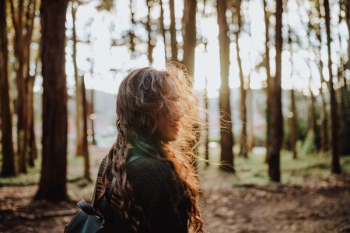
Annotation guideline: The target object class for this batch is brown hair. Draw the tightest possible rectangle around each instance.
[96,65,204,232]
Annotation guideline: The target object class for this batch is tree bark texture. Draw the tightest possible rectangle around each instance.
[314,1,329,154]
[290,88,297,159]
[27,75,36,167]
[234,0,247,158]
[345,0,350,59]
[81,76,91,181]
[159,0,167,60]
[217,0,234,172]
[169,0,177,61]
[204,77,209,167]
[338,2,350,156]
[324,0,341,173]
[247,88,254,152]
[263,0,272,163]
[268,0,283,182]
[36,0,69,201]
[10,0,37,174]
[0,0,16,176]
[72,2,83,156]
[129,1,136,54]
[146,0,154,65]
[90,89,97,145]
[28,39,41,167]
[182,0,196,78]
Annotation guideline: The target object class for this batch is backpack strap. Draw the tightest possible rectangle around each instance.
[91,156,108,207]
[100,153,145,210]
[105,176,117,211]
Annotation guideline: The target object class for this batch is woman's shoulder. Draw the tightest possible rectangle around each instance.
[126,155,178,189]
[127,155,173,176]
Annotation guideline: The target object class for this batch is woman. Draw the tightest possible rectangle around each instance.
[95,66,204,233]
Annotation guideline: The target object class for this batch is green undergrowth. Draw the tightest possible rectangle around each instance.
[197,148,350,188]
[1,148,350,189]
[0,152,87,187]
[0,158,41,187]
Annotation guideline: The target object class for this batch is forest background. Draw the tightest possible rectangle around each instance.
[0,0,350,232]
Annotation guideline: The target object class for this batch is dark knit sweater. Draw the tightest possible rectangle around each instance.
[95,149,189,233]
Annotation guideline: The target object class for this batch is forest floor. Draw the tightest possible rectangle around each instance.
[0,145,350,233]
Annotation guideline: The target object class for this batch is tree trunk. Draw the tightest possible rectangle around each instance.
[90,89,97,145]
[129,0,136,55]
[234,0,247,158]
[247,88,254,152]
[346,0,350,61]
[72,1,83,156]
[27,75,36,167]
[340,76,350,155]
[159,0,167,60]
[146,0,154,65]
[81,76,91,181]
[290,88,297,159]
[314,0,329,154]
[0,0,16,177]
[324,0,341,173]
[28,115,37,166]
[28,38,41,167]
[217,0,234,172]
[36,0,69,201]
[288,28,297,159]
[268,0,283,182]
[182,0,196,78]
[10,0,37,174]
[263,0,272,163]
[204,76,209,167]
[169,0,177,61]
[338,2,350,156]
[317,53,328,155]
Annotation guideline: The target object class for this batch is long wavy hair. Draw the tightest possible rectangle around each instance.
[96,65,204,232]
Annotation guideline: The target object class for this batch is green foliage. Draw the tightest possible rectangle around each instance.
[197,147,350,187]
[0,158,40,186]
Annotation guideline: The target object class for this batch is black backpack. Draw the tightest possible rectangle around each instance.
[64,154,142,233]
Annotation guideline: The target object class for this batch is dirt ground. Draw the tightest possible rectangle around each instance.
[1,146,350,233]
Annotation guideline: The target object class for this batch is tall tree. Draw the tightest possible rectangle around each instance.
[169,0,177,61]
[0,0,16,176]
[346,0,350,59]
[36,0,69,201]
[289,72,297,159]
[289,87,297,159]
[338,1,350,156]
[10,0,37,173]
[324,0,341,173]
[72,0,83,156]
[204,76,209,167]
[234,0,247,158]
[287,10,297,159]
[263,0,272,163]
[27,40,40,167]
[247,81,254,153]
[267,0,283,182]
[159,0,167,60]
[182,0,196,77]
[81,76,91,181]
[217,0,234,172]
[314,0,328,154]
[129,0,136,56]
[146,0,154,65]
[89,88,97,145]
